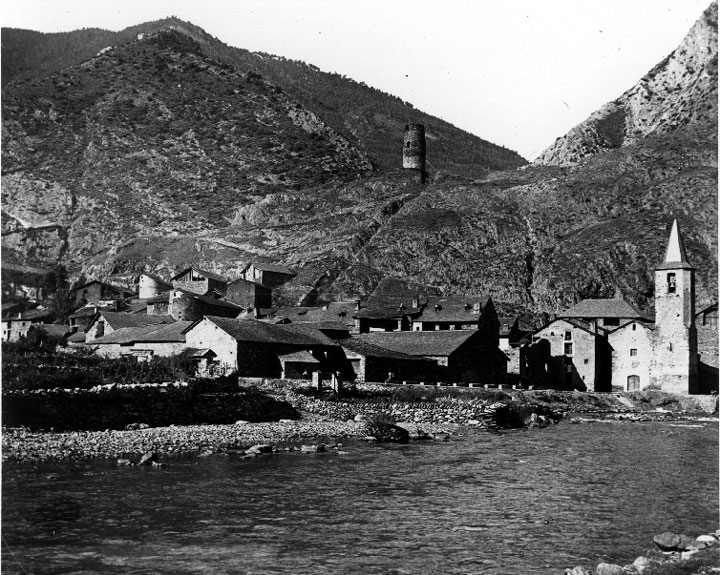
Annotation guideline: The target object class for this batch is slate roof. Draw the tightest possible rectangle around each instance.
[34,323,73,339]
[356,330,479,357]
[534,318,598,337]
[355,304,423,320]
[559,299,645,319]
[172,288,244,311]
[272,302,358,328]
[73,280,134,296]
[67,331,87,343]
[607,320,656,335]
[277,350,320,363]
[201,316,337,348]
[340,337,419,360]
[89,321,193,344]
[98,311,175,330]
[244,262,296,276]
[171,267,228,284]
[414,295,488,323]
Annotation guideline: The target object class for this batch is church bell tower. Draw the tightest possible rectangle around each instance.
[652,220,698,394]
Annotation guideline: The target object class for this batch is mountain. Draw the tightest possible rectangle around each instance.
[1,7,717,317]
[1,18,526,174]
[535,2,718,166]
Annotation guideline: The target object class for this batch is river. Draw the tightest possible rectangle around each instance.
[2,419,718,574]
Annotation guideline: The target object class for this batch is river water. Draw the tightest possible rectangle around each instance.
[2,419,718,575]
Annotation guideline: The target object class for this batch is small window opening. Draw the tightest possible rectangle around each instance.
[668,273,676,294]
[564,343,573,356]
[630,348,638,357]
[564,331,572,341]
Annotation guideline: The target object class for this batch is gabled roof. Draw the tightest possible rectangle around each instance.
[533,317,598,337]
[72,280,134,296]
[559,298,645,320]
[607,320,656,336]
[414,295,489,323]
[33,323,73,339]
[172,287,244,311]
[356,330,479,357]
[67,330,87,343]
[340,337,419,360]
[97,311,175,330]
[355,304,423,320]
[171,267,228,284]
[199,316,337,347]
[89,321,193,345]
[272,301,358,328]
[243,262,296,276]
[227,277,270,289]
[277,350,320,363]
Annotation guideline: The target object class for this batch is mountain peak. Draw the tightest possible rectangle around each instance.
[535,2,718,166]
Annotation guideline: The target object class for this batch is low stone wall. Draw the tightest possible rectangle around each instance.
[2,380,299,431]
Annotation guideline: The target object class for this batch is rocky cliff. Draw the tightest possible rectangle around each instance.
[535,2,717,166]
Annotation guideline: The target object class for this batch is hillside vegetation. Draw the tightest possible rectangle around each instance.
[1,8,717,316]
[1,18,526,173]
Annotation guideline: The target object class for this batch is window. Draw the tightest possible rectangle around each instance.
[583,359,589,364]
[632,323,636,331]
[630,348,637,357]
[564,343,573,356]
[564,331,572,341]
[668,273,676,293]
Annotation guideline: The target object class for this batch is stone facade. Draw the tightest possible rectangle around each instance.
[608,321,654,391]
[651,221,699,394]
[523,319,611,392]
[1,318,32,342]
[225,278,272,309]
[93,341,187,360]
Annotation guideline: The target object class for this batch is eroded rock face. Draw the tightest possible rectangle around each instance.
[536,3,718,166]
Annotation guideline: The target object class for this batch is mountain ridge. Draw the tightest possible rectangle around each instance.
[1,8,716,318]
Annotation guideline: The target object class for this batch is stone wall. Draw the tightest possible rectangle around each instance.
[2,379,298,431]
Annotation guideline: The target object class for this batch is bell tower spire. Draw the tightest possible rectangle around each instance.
[652,220,698,394]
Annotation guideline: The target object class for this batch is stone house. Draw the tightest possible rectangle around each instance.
[146,294,170,316]
[339,337,435,383]
[168,287,243,321]
[184,316,339,378]
[1,317,32,342]
[85,311,175,343]
[225,278,272,310]
[355,299,424,333]
[355,330,508,384]
[411,295,499,342]
[523,318,611,392]
[171,267,229,296]
[88,321,193,360]
[73,280,134,306]
[138,273,172,299]
[607,320,655,391]
[240,262,296,288]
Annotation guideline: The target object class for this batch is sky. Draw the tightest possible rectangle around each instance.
[2,0,711,160]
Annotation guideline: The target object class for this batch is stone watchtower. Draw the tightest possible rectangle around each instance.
[652,220,699,394]
[403,124,426,183]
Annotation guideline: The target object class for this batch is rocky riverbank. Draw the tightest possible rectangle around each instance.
[1,414,461,463]
[2,382,717,463]
[565,529,720,574]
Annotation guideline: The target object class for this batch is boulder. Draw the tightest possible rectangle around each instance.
[116,458,133,466]
[300,444,327,452]
[564,567,592,575]
[245,444,273,455]
[363,417,410,443]
[124,423,150,431]
[653,531,697,551]
[595,563,624,575]
[632,555,650,574]
[695,534,717,548]
[138,452,158,466]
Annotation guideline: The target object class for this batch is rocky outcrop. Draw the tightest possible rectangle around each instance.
[537,3,717,166]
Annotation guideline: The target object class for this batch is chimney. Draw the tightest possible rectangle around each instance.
[253,307,259,318]
[412,296,419,309]
[473,302,481,314]
[322,305,329,311]
[355,299,361,311]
